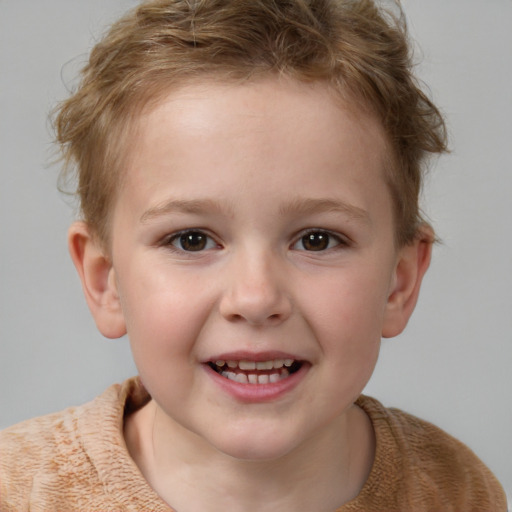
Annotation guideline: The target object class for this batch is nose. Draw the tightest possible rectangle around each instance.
[219,250,292,326]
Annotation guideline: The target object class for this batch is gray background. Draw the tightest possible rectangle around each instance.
[1,0,511,497]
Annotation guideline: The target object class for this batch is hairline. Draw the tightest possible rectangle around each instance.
[89,71,418,252]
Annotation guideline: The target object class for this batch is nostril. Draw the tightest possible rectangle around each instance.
[226,313,244,323]
[222,307,287,325]
[219,284,292,325]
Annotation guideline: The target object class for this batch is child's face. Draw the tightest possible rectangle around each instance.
[93,78,415,460]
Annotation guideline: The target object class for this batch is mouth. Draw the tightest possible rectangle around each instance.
[207,358,303,385]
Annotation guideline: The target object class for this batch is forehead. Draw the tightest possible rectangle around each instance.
[116,77,392,226]
[138,77,383,139]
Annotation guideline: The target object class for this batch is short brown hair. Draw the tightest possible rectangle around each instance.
[55,0,447,247]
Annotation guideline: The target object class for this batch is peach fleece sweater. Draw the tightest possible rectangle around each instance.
[0,377,506,511]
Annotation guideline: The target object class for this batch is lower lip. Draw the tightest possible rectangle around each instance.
[203,363,309,403]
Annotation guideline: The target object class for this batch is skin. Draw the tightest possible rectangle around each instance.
[69,77,431,511]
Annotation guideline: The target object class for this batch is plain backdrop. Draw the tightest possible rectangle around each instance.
[1,0,511,497]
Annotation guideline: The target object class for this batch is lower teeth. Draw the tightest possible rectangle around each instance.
[220,369,289,385]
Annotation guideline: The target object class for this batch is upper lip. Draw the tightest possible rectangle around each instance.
[204,350,304,363]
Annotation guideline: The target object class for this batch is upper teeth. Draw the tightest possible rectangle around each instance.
[215,359,294,370]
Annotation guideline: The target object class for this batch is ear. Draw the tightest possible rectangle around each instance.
[68,221,127,339]
[381,227,433,338]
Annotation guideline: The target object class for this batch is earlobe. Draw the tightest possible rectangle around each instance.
[68,222,127,339]
[381,227,433,338]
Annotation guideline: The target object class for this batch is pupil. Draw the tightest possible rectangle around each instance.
[303,232,329,251]
[181,232,207,251]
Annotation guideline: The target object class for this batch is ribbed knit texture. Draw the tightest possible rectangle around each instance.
[0,377,506,511]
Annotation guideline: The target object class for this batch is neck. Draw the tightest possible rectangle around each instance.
[124,400,374,512]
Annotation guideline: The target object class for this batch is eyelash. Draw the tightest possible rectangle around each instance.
[163,230,219,253]
[162,228,348,253]
[291,229,348,252]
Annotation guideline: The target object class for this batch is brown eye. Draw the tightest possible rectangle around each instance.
[171,231,215,251]
[300,231,334,251]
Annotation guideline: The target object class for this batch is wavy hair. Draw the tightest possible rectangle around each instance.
[55,0,447,247]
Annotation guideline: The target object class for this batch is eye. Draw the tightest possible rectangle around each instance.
[292,230,343,252]
[168,230,217,252]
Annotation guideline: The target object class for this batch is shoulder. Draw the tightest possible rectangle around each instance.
[354,395,507,511]
[0,404,82,510]
[0,380,135,511]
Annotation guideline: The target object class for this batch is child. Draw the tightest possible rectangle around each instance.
[0,0,507,510]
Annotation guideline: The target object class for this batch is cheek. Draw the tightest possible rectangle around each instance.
[117,265,216,363]
[300,269,388,387]
[119,276,213,406]
[303,267,390,339]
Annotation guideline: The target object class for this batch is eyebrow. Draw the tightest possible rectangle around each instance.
[140,198,233,223]
[140,197,370,224]
[279,198,371,224]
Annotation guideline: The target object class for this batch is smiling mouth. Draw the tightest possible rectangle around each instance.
[207,359,303,385]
